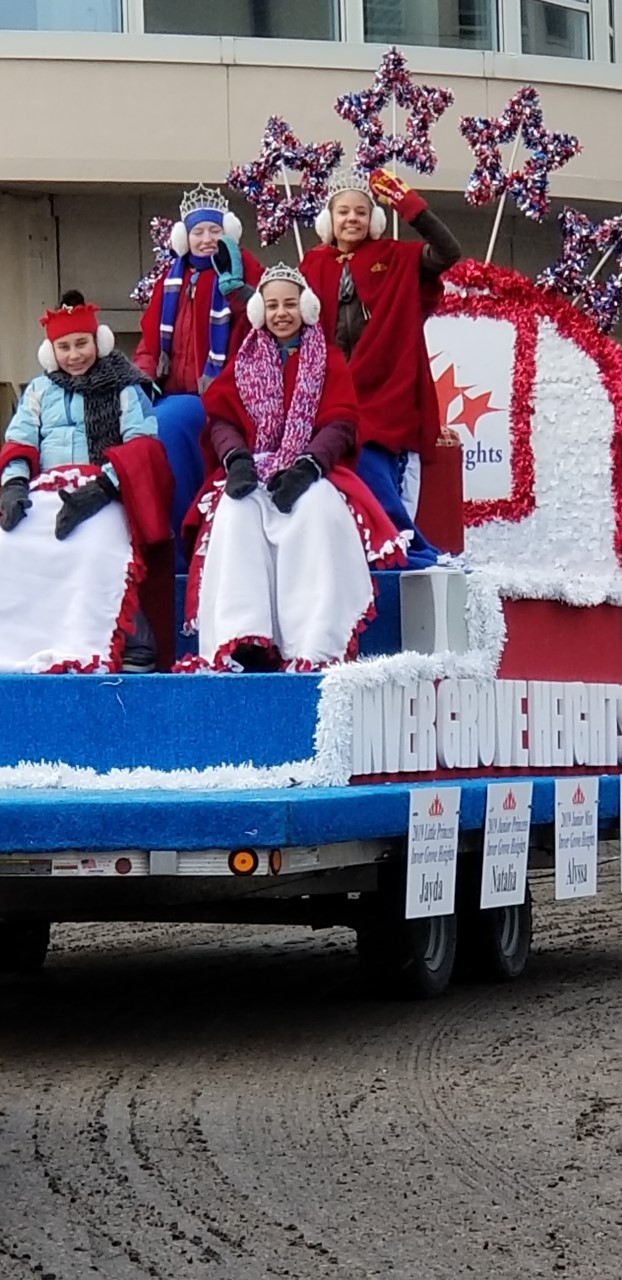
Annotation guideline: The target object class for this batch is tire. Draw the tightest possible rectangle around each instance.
[357,912,457,999]
[456,885,532,983]
[0,921,50,976]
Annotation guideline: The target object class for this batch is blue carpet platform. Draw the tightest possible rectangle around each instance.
[0,570,618,857]
[0,777,619,854]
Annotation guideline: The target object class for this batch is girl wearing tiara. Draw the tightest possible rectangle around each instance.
[180,263,410,672]
[301,168,460,566]
[134,184,262,569]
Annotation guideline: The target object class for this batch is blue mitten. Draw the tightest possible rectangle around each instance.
[212,234,244,297]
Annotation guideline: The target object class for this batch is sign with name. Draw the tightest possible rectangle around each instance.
[351,679,622,777]
[406,786,460,919]
[426,314,515,502]
[480,781,532,909]
[555,777,598,900]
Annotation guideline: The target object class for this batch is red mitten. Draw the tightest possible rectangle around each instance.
[369,168,428,222]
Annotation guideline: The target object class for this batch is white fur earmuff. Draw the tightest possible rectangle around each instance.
[170,220,189,256]
[38,323,116,373]
[247,291,266,330]
[96,324,115,358]
[314,201,386,244]
[222,211,242,244]
[37,338,57,374]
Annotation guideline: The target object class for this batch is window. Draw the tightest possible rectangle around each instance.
[363,0,497,50]
[521,0,590,58]
[143,0,339,40]
[0,0,121,29]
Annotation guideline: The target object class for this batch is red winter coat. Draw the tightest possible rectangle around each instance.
[183,338,405,569]
[133,252,263,393]
[301,237,442,460]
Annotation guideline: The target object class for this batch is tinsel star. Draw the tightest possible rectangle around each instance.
[227,115,343,247]
[537,206,622,333]
[460,85,581,222]
[130,216,174,306]
[334,46,454,175]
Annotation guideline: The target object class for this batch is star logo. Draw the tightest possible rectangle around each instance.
[431,355,500,436]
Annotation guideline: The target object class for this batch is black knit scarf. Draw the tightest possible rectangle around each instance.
[48,351,154,465]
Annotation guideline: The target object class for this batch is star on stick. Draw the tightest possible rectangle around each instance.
[537,206,622,333]
[130,216,174,306]
[334,46,454,175]
[227,115,343,248]
[460,86,581,223]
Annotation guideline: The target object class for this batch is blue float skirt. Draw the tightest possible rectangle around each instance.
[356,443,439,569]
[154,395,207,572]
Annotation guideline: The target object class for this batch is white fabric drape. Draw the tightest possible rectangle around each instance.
[197,480,374,669]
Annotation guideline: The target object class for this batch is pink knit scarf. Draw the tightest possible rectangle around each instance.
[234,325,327,482]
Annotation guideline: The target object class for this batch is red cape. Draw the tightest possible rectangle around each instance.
[183,339,406,571]
[133,251,263,392]
[301,237,442,459]
[0,436,173,550]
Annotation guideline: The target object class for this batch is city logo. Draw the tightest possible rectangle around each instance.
[503,789,517,811]
[572,784,585,805]
[429,795,444,817]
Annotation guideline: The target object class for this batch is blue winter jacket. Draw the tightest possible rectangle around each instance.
[4,375,158,488]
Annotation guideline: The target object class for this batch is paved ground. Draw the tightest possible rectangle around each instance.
[1,855,622,1279]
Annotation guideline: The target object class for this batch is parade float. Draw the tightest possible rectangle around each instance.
[1,50,621,997]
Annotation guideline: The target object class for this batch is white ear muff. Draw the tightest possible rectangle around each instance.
[38,338,58,373]
[222,211,243,244]
[246,292,266,330]
[369,205,387,240]
[299,287,321,326]
[170,220,189,256]
[314,208,334,245]
[96,324,115,358]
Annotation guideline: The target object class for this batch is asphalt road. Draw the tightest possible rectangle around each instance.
[1,859,621,1280]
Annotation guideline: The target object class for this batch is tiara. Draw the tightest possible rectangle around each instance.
[258,262,307,291]
[327,167,373,201]
[179,183,230,221]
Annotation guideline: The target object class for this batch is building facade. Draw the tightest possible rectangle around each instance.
[0,0,620,417]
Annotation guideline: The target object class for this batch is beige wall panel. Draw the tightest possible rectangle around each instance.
[0,55,619,202]
[0,60,229,183]
[0,194,58,386]
[54,192,142,312]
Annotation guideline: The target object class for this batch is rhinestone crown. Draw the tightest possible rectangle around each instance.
[258,262,307,291]
[327,167,373,202]
[179,183,230,221]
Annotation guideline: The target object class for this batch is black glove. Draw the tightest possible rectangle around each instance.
[0,477,32,532]
[212,238,233,275]
[267,457,321,514]
[55,475,117,542]
[224,449,258,500]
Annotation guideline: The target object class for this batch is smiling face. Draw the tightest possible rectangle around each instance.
[53,331,98,376]
[187,219,223,256]
[331,190,372,252]
[262,280,303,341]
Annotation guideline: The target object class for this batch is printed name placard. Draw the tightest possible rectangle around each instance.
[555,777,598,900]
[480,781,532,909]
[406,786,460,919]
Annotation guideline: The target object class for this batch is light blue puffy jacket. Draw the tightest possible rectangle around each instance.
[4,375,158,488]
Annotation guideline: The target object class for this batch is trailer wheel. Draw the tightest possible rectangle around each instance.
[356,913,457,999]
[457,887,532,983]
[0,921,50,976]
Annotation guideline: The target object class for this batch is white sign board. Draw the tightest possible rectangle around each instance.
[406,786,460,919]
[425,313,516,502]
[480,781,532,909]
[555,777,598,900]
